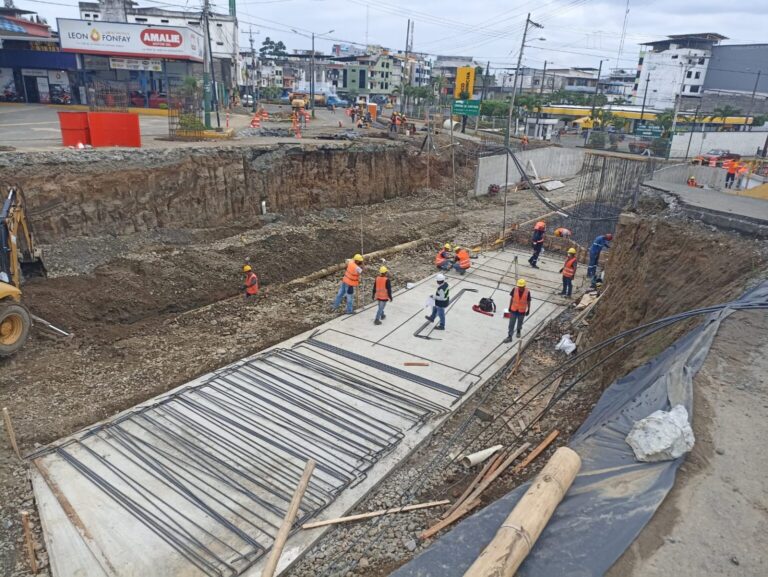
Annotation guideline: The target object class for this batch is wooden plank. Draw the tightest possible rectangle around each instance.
[441,457,497,520]
[261,459,316,577]
[302,500,450,530]
[420,498,481,541]
[538,376,563,411]
[512,430,560,473]
[21,511,38,574]
[2,407,21,459]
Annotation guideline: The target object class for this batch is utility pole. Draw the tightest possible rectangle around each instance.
[474,60,490,133]
[249,26,257,113]
[310,32,316,118]
[685,102,701,160]
[400,19,410,114]
[589,59,604,119]
[203,0,221,129]
[639,72,650,123]
[670,61,689,138]
[202,0,211,128]
[535,60,547,138]
[745,70,761,131]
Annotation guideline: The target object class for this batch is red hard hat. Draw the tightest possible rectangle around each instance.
[605,233,613,240]
[535,221,546,231]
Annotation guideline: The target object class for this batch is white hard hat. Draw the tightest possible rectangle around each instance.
[436,273,446,282]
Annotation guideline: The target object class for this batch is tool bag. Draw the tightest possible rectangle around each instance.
[478,297,496,313]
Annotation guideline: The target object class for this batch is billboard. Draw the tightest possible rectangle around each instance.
[58,19,204,62]
[454,66,476,99]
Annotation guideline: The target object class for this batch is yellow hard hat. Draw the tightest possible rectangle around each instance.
[353,253,364,262]
[444,243,451,249]
[567,247,577,255]
[454,245,461,251]
[379,266,388,274]
[517,279,527,288]
[243,264,252,272]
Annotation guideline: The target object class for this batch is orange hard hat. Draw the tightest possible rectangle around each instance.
[535,221,546,231]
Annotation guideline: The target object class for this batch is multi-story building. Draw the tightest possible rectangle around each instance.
[632,33,725,109]
[431,55,477,97]
[601,68,635,100]
[701,43,768,115]
[550,67,599,93]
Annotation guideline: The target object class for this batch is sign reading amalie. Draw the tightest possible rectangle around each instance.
[58,18,204,62]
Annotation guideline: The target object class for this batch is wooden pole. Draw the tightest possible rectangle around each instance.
[261,459,316,577]
[302,500,450,530]
[462,447,581,577]
[21,511,39,574]
[2,407,21,460]
[512,340,523,375]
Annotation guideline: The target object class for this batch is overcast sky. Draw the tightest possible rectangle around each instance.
[15,0,767,72]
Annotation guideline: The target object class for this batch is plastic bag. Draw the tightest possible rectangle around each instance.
[424,296,435,311]
[626,405,695,462]
[555,334,577,355]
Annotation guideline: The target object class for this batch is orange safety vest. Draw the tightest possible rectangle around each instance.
[726,160,738,174]
[457,249,471,270]
[374,276,389,301]
[435,249,449,266]
[737,164,748,175]
[555,227,572,237]
[563,256,577,279]
[509,287,530,313]
[343,260,361,287]
[245,271,259,295]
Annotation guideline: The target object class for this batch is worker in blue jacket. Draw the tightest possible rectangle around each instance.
[587,233,613,278]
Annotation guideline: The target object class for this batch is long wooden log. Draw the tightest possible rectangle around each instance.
[462,447,581,577]
[301,499,450,530]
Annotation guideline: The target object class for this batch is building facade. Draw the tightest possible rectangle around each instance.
[431,55,477,97]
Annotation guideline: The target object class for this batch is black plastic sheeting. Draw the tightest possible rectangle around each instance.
[392,283,768,577]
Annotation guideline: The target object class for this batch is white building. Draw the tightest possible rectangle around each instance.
[632,33,726,110]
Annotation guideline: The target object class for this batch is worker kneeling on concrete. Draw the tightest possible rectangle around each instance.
[504,279,531,342]
[242,265,259,300]
[452,246,471,274]
[425,273,449,330]
[373,266,393,325]
[559,248,578,298]
[333,253,364,314]
[435,243,453,270]
[587,233,612,278]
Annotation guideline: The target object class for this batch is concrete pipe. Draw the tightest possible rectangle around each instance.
[443,119,460,131]
[460,445,503,467]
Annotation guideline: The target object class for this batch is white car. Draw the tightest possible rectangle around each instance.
[241,94,254,106]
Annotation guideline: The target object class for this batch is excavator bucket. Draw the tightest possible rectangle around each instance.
[20,257,47,279]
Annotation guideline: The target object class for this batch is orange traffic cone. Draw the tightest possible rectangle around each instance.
[260,110,269,120]
[250,114,261,128]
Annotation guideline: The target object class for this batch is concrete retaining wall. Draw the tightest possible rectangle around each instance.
[670,131,767,158]
[652,163,727,188]
[474,147,584,196]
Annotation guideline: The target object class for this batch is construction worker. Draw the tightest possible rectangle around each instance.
[529,221,546,268]
[736,162,749,190]
[560,248,578,298]
[242,264,259,300]
[435,243,453,270]
[687,175,698,187]
[553,227,572,239]
[332,253,363,314]
[724,159,738,189]
[452,246,471,274]
[504,278,531,342]
[372,266,393,325]
[425,273,449,330]
[587,233,612,278]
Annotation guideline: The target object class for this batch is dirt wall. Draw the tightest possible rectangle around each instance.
[0,142,435,242]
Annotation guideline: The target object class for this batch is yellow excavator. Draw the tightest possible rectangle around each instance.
[0,187,47,356]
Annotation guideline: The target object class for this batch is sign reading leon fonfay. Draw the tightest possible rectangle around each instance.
[58,18,204,62]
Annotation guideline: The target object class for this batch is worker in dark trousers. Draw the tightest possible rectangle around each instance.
[372,266,393,325]
[529,221,546,268]
[504,278,531,342]
[242,264,259,301]
[560,247,578,298]
[587,233,612,278]
[425,273,449,330]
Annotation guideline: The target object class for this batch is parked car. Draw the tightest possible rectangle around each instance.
[129,91,173,108]
[693,149,741,165]
[326,95,349,107]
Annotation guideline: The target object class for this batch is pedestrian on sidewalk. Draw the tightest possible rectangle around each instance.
[452,246,471,274]
[425,273,449,330]
[587,233,612,278]
[372,266,393,325]
[242,264,259,301]
[560,247,578,298]
[529,221,546,268]
[332,253,364,314]
[435,243,454,270]
[504,279,531,342]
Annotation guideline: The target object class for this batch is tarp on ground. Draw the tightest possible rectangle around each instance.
[392,282,768,577]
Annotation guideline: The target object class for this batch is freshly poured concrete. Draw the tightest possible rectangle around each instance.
[31,247,574,577]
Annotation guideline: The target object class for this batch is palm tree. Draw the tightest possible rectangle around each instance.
[711,105,742,124]
[653,108,676,137]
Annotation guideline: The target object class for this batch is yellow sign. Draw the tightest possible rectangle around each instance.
[454,66,476,99]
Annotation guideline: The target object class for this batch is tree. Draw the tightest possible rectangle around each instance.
[653,108,676,137]
[261,85,282,100]
[259,37,288,59]
[611,97,628,106]
[752,114,768,129]
[711,105,743,126]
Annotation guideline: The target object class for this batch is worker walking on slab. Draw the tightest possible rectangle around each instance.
[559,248,578,298]
[425,273,449,330]
[332,254,364,314]
[528,221,546,268]
[452,246,471,274]
[435,243,453,270]
[242,265,260,300]
[373,266,393,325]
[587,233,612,278]
[504,279,531,342]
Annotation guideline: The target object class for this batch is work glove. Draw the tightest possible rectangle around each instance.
[526,311,530,316]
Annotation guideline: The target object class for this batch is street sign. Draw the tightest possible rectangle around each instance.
[634,123,662,138]
[452,100,481,117]
[454,66,476,99]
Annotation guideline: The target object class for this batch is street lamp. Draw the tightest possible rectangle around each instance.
[293,28,334,118]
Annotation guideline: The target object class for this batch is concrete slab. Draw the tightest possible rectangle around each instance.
[31,248,576,577]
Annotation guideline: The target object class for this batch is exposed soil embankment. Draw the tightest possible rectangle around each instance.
[584,213,765,385]
[0,141,462,242]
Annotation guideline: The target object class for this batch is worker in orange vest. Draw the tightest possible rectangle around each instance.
[372,266,393,325]
[242,264,259,300]
[529,221,546,268]
[724,159,738,189]
[559,247,578,298]
[332,253,363,314]
[435,243,453,270]
[736,162,749,190]
[687,175,698,187]
[504,278,531,342]
[452,246,471,274]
